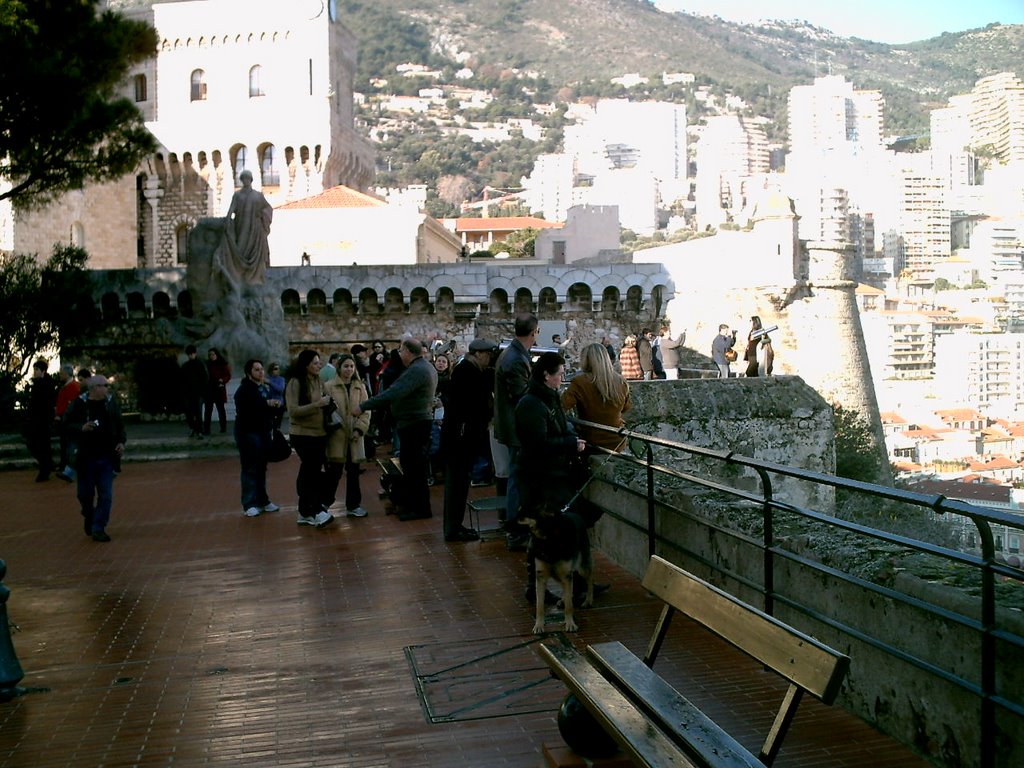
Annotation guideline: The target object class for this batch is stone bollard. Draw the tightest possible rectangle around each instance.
[0,559,25,701]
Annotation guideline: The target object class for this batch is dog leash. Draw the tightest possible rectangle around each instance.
[559,425,628,515]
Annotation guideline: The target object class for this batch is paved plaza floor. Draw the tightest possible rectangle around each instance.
[0,446,931,767]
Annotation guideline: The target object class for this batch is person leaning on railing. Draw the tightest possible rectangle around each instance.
[561,343,631,454]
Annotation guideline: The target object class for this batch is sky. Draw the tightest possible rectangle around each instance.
[653,0,1024,44]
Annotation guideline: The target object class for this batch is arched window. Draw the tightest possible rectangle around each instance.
[190,69,207,101]
[249,65,264,97]
[488,289,509,315]
[307,289,327,314]
[133,74,147,102]
[514,288,534,314]
[281,289,301,315]
[231,145,248,186]
[566,282,592,310]
[260,144,279,186]
[70,221,85,248]
[176,223,191,264]
[333,289,354,315]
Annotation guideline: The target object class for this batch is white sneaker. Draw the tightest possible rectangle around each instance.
[346,507,368,518]
[263,502,280,513]
[244,507,262,517]
[297,514,317,526]
[313,510,335,528]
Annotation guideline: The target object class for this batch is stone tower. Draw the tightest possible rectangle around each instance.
[785,237,891,482]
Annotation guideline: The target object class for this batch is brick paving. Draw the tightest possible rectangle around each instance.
[0,442,931,767]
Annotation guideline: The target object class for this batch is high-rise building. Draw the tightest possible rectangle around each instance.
[695,114,770,229]
[785,76,885,246]
[969,72,1024,166]
[787,76,883,155]
[893,155,951,276]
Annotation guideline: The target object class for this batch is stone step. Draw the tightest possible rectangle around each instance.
[0,430,239,471]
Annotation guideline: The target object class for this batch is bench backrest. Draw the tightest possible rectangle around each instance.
[641,556,849,705]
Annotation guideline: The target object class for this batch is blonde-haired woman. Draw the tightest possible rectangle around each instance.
[562,343,632,452]
[618,335,643,381]
[324,354,371,517]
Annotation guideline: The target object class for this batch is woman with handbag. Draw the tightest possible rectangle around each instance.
[561,343,632,453]
[324,354,371,518]
[285,349,335,528]
[233,359,282,518]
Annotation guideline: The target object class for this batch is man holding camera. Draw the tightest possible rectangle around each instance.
[711,324,738,378]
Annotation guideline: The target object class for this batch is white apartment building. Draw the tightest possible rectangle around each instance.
[562,100,687,182]
[694,114,770,229]
[934,331,1024,417]
[784,76,886,254]
[970,72,1024,166]
[787,76,883,154]
[892,156,951,276]
[520,153,576,222]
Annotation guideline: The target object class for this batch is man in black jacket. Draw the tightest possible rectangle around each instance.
[64,375,127,542]
[494,313,539,549]
[441,339,498,542]
[25,359,57,482]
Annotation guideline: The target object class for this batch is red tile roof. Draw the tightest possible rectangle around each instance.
[454,216,561,232]
[880,412,907,424]
[935,408,984,422]
[967,456,1020,471]
[277,185,387,210]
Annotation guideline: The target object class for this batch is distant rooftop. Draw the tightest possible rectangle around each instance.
[276,185,387,210]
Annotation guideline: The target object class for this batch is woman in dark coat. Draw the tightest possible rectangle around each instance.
[234,359,281,517]
[515,352,586,517]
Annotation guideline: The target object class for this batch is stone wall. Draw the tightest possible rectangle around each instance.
[13,176,138,269]
[62,260,673,412]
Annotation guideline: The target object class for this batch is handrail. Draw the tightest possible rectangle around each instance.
[571,417,1024,768]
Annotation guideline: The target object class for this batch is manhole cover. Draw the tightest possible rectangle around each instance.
[407,633,570,723]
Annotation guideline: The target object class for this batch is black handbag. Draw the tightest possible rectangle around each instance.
[322,399,343,432]
[268,429,292,462]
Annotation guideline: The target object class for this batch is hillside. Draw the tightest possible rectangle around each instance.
[343,0,1023,105]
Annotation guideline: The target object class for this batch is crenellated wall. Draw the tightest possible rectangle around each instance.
[62,261,674,413]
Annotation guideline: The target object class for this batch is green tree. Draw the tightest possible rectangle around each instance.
[832,403,883,483]
[0,244,91,421]
[0,0,158,208]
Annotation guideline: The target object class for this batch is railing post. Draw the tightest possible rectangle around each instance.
[646,444,655,559]
[975,518,996,768]
[756,468,775,617]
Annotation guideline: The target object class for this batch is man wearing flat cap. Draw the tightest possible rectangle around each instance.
[440,338,498,541]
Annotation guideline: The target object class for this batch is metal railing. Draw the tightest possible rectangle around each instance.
[573,418,1024,768]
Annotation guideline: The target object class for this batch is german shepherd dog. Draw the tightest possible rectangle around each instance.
[520,505,594,633]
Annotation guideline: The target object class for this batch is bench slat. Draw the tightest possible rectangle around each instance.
[642,556,850,704]
[538,642,700,768]
[588,641,762,768]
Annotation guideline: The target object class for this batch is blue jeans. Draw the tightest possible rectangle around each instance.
[77,456,115,533]
[236,429,270,511]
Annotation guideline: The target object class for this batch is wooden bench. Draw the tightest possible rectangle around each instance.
[538,555,850,767]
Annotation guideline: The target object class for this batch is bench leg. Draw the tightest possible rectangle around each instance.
[759,683,803,766]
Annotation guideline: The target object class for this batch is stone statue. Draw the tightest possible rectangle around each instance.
[182,203,287,371]
[219,169,273,288]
